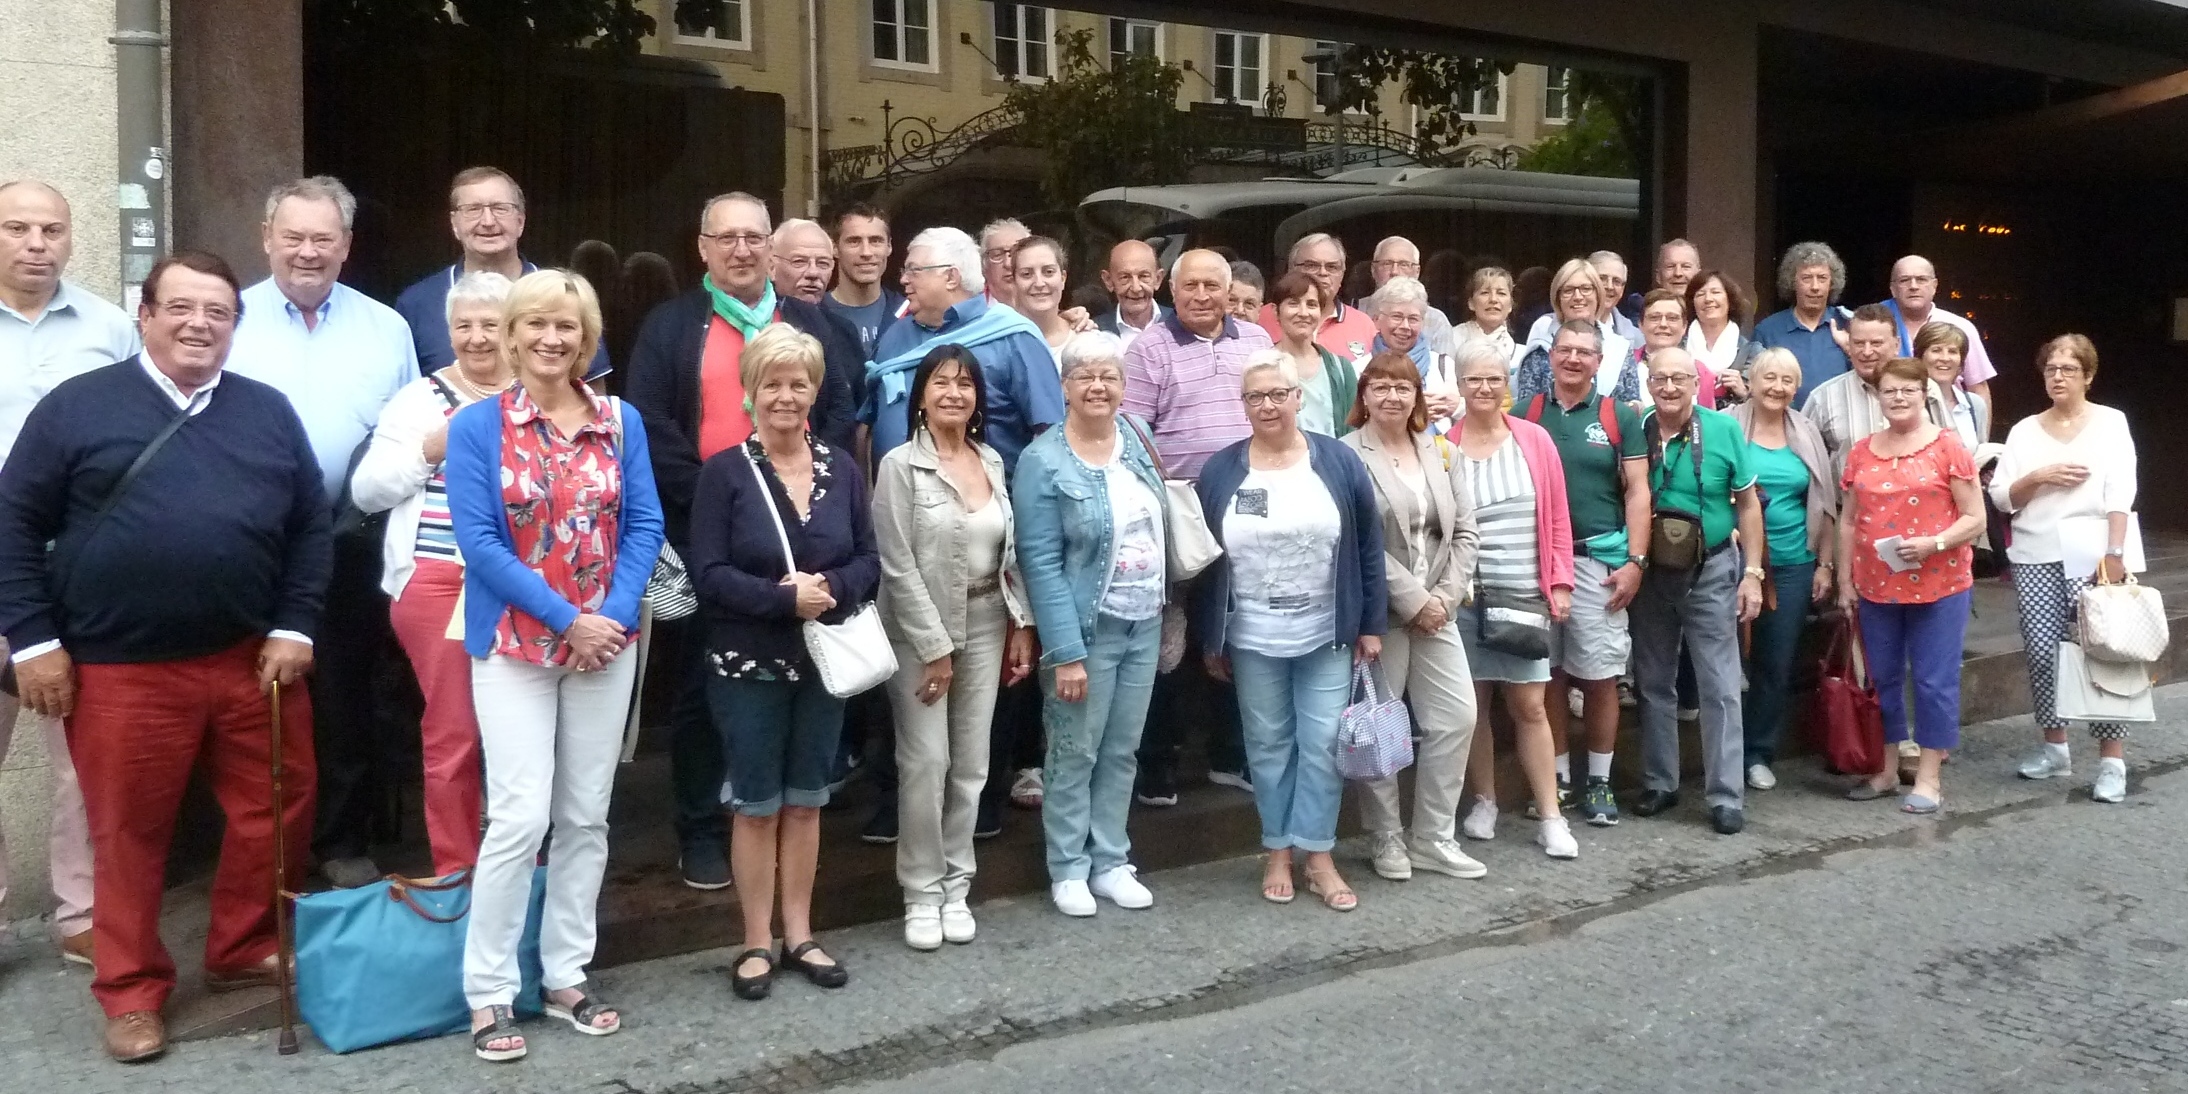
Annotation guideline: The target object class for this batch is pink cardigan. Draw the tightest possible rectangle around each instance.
[1453,414,1576,602]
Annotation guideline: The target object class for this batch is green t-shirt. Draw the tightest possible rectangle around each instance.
[1750,441,1815,566]
[1644,405,1757,550]
[1532,392,1645,540]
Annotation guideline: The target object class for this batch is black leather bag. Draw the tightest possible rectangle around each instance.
[1646,414,1709,573]
[1475,581,1553,660]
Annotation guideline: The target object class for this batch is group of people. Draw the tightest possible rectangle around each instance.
[0,168,2141,1067]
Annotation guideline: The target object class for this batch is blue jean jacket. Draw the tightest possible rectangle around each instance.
[1011,417,1167,668]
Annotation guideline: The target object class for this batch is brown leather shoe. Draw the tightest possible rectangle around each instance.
[204,952,292,993]
[105,1010,166,1063]
[58,930,93,968]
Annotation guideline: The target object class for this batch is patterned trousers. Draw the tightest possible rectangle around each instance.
[2014,562,2129,740]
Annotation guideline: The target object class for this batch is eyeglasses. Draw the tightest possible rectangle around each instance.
[903,262,953,276]
[983,247,1018,264]
[1371,259,1419,273]
[1364,382,1417,398]
[1649,373,1697,388]
[453,202,521,222]
[153,299,237,324]
[2041,364,2084,378]
[701,231,769,251]
[1066,371,1124,387]
[1551,345,1602,359]
[1242,387,1297,407]
[1877,386,1927,400]
[779,256,835,273]
[1293,261,1344,275]
[1556,285,1594,297]
[1461,375,1506,388]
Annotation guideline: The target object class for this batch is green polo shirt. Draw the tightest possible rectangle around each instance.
[1644,405,1757,550]
[1532,392,1645,540]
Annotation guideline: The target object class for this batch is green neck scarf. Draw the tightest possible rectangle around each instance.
[704,274,776,340]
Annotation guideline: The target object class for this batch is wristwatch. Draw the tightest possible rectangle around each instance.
[1625,555,1649,572]
[1743,567,1767,582]
[2106,547,2126,559]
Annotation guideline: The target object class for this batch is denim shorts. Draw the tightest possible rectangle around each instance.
[708,673,847,817]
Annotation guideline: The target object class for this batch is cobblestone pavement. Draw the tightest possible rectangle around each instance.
[9,689,2188,1094]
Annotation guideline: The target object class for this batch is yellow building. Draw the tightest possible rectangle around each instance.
[646,1,1569,216]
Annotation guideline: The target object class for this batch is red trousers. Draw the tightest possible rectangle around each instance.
[389,558,483,875]
[67,640,314,1017]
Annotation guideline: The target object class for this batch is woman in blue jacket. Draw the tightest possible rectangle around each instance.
[445,270,663,1062]
[1195,349,1387,913]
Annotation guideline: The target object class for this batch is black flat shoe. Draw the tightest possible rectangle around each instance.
[1710,805,1746,835]
[730,947,775,1001]
[781,940,849,989]
[1631,790,1680,817]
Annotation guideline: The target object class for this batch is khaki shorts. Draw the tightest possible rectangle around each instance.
[1547,554,1630,681]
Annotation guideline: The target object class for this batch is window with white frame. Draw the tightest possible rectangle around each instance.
[1543,66,1572,122]
[872,0,933,69]
[673,0,750,47]
[994,4,1050,81]
[1461,69,1505,121]
[1211,31,1265,106]
[1108,17,1160,68]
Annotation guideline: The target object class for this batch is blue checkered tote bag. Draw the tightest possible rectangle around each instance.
[1335,659,1413,782]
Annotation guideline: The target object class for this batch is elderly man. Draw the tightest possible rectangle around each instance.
[224,176,415,890]
[979,218,1031,309]
[1751,241,1854,407]
[1883,255,1995,409]
[822,202,903,357]
[1094,239,1168,348]
[1804,303,1949,476]
[1371,236,1456,354]
[1517,319,1649,825]
[0,250,331,1062]
[392,166,608,378]
[621,191,860,889]
[0,180,131,967]
[1628,346,1764,836]
[769,217,836,306]
[1123,249,1274,804]
[1654,238,1701,296]
[1587,250,1642,344]
[1257,232,1378,361]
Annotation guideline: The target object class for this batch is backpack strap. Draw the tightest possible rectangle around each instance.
[1596,394,1621,449]
[1522,393,1547,423]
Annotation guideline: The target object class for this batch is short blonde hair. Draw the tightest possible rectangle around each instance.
[1749,346,1802,386]
[502,269,603,382]
[741,322,825,397]
[1240,347,1301,391]
[1549,258,1604,311]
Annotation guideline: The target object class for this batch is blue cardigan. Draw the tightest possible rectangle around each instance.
[445,394,667,659]
[1192,432,1387,657]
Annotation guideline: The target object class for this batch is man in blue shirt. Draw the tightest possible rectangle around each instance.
[1750,241,1854,409]
[391,167,609,380]
[863,226,1063,470]
[821,203,905,358]
[226,176,417,891]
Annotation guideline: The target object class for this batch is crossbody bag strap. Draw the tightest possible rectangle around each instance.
[425,373,463,410]
[57,406,194,597]
[1121,413,1162,475]
[745,450,800,577]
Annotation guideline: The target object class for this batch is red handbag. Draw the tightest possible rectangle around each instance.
[1811,612,1884,776]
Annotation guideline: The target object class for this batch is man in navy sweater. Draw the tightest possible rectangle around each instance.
[0,251,332,1063]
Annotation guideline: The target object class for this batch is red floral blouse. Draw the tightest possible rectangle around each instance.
[1840,430,1976,605]
[493,384,626,666]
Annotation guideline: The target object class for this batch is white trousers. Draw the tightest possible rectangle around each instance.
[0,642,94,936]
[888,591,1008,906]
[462,648,636,1009]
[1358,621,1478,843]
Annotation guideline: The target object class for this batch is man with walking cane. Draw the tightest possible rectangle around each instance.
[0,250,332,1063]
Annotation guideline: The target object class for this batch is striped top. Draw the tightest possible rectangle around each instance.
[1466,435,1540,593]
[413,474,458,561]
[1120,315,1275,480]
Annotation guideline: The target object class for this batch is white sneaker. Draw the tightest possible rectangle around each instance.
[2091,757,2127,803]
[903,905,943,951]
[1537,817,1579,860]
[1369,832,1413,880]
[1461,796,1498,841]
[1088,865,1153,909]
[940,900,976,943]
[2018,743,2072,780]
[1746,763,1777,791]
[1407,835,1488,879]
[1051,879,1097,917]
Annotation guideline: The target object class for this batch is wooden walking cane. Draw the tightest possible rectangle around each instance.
[270,679,299,1055]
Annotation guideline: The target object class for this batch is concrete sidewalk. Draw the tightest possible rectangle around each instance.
[6,686,2186,1094]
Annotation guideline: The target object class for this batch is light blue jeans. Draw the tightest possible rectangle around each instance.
[1232,643,1354,853]
[1041,612,1161,882]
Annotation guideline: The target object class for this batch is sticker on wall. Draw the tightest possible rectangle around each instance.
[118,183,150,210]
[129,216,156,249]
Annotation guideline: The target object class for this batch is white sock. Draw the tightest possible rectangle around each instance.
[1587,751,1614,780]
[2047,741,2071,758]
[1554,754,1571,782]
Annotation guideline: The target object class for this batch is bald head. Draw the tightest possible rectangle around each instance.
[770,218,836,304]
[1890,254,1938,314]
[0,180,74,309]
[1646,345,1701,419]
[1100,239,1163,326]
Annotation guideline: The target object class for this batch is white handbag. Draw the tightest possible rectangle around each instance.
[1122,415,1222,581]
[747,457,897,698]
[2078,571,2168,665]
[2053,641,2156,723]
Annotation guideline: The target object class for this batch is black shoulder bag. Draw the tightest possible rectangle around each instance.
[1646,413,1707,573]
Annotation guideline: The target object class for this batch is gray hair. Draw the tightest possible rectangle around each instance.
[908,226,984,294]
[1366,275,1428,315]
[1748,345,1802,385]
[1775,241,1847,304]
[770,217,828,248]
[1288,232,1345,267]
[1170,248,1231,288]
[979,217,1028,250]
[445,270,513,325]
[1059,331,1126,381]
[1455,340,1509,376]
[264,175,357,231]
[699,191,770,232]
[1240,347,1301,391]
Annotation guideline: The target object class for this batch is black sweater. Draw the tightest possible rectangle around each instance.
[0,359,333,663]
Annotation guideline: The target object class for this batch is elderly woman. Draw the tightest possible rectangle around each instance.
[1450,266,1519,370]
[1994,335,2139,802]
[1727,348,1838,790]
[1916,322,1991,449]
[1516,259,1632,404]
[1195,349,1386,910]
[352,271,512,877]
[1683,270,1753,403]
[1013,235,1074,370]
[1266,271,1357,436]
[1014,331,1170,918]
[690,322,880,1000]
[1228,260,1266,323]
[1357,276,1455,433]
[1838,358,1985,813]
[447,270,664,1060]
[873,344,1034,950]
[1341,354,1484,882]
[1449,344,1578,857]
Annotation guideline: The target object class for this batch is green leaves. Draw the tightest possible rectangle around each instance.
[310,0,656,54]
[1004,28,1194,209]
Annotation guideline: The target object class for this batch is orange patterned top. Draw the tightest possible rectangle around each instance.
[1840,430,1976,604]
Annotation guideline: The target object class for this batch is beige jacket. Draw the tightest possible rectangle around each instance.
[1342,426,1480,622]
[872,429,1029,663]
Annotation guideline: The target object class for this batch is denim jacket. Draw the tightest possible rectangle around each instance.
[1010,416,1167,668]
[872,429,1030,664]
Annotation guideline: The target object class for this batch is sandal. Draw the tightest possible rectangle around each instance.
[1900,792,1943,815]
[1261,856,1295,904]
[781,940,849,989]
[730,947,776,1001]
[1305,869,1358,913]
[544,983,621,1036]
[471,1004,526,1062]
[1844,781,1898,802]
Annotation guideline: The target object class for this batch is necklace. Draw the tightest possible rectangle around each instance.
[444,367,513,403]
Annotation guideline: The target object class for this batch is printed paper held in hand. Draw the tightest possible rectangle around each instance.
[2059,514,2144,578]
[1874,536,1920,573]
